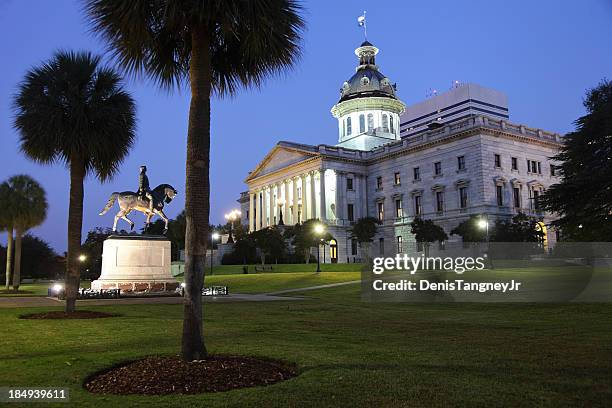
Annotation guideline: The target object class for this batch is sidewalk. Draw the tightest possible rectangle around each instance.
[0,293,305,308]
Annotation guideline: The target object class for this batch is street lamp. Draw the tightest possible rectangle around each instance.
[277,198,285,226]
[78,254,87,262]
[224,209,241,243]
[211,232,220,275]
[314,223,326,273]
[477,217,489,242]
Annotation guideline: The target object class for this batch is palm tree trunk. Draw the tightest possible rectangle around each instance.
[12,228,23,290]
[65,158,85,313]
[182,25,211,361]
[5,228,13,290]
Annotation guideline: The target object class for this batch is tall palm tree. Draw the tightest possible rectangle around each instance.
[0,181,15,290]
[13,50,136,311]
[4,175,48,290]
[83,0,304,360]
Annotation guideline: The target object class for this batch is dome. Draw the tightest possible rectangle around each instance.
[338,42,398,103]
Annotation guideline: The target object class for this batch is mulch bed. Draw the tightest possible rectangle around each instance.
[20,311,119,319]
[85,355,298,395]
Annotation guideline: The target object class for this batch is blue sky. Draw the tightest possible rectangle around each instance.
[1,0,611,252]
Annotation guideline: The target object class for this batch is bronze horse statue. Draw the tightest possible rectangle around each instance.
[99,184,178,233]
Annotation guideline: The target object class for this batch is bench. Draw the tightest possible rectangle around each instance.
[254,265,273,272]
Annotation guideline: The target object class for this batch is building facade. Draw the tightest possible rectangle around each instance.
[240,41,562,263]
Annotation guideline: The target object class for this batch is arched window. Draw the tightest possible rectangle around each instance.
[346,116,352,136]
[390,115,395,134]
[382,114,389,132]
[359,114,365,133]
[367,113,374,131]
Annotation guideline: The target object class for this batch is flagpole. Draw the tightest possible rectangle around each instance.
[363,11,367,40]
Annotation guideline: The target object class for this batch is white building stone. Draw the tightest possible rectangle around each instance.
[239,41,562,263]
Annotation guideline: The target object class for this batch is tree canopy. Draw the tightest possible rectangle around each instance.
[540,79,612,241]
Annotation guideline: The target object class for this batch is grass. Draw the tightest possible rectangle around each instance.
[205,272,360,294]
[185,262,363,275]
[1,268,611,406]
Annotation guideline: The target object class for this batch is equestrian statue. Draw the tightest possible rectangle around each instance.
[99,165,178,234]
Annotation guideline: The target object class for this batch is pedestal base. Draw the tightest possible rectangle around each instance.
[91,279,180,293]
[91,235,178,294]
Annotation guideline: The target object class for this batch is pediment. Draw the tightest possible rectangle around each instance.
[246,143,319,181]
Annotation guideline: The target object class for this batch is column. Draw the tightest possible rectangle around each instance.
[301,175,308,222]
[335,171,344,222]
[309,171,317,220]
[262,188,268,228]
[354,174,361,220]
[268,185,274,227]
[292,176,299,224]
[255,190,261,230]
[284,180,290,224]
[319,169,327,222]
[360,175,368,218]
[249,192,255,232]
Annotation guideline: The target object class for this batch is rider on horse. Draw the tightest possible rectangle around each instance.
[137,165,154,213]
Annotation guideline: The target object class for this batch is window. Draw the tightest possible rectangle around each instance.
[342,120,345,136]
[414,195,422,216]
[533,190,540,210]
[494,154,501,168]
[377,202,384,221]
[550,164,556,176]
[382,114,389,132]
[457,155,465,171]
[376,176,383,189]
[346,178,353,190]
[496,185,504,206]
[413,167,420,181]
[367,113,374,131]
[397,236,403,253]
[459,187,468,209]
[347,204,354,222]
[351,239,358,255]
[297,187,302,199]
[434,162,442,176]
[511,157,518,171]
[513,187,521,208]
[346,116,352,136]
[436,191,444,213]
[394,172,401,185]
[527,159,542,174]
[395,199,403,218]
[379,238,385,256]
[390,116,394,134]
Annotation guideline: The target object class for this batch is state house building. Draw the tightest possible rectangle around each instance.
[238,41,562,263]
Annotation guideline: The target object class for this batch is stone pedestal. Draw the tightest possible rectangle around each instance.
[91,235,179,293]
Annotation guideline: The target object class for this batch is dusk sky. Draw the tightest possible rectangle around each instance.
[1,0,611,253]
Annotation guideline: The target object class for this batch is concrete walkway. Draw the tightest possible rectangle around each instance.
[0,293,305,308]
[265,280,361,295]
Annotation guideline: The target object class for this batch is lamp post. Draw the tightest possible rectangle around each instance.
[477,217,489,242]
[314,223,326,273]
[277,198,285,226]
[224,209,241,243]
[211,232,220,275]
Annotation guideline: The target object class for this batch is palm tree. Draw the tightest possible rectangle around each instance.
[83,0,304,360]
[3,175,47,290]
[13,51,136,311]
[0,181,15,290]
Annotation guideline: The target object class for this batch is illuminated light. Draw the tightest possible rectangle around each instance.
[477,220,488,229]
[52,283,63,292]
[314,223,325,235]
[78,254,87,262]
[211,232,220,240]
[180,282,186,288]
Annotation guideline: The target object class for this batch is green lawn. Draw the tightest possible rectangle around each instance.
[205,271,360,294]
[1,279,612,407]
[189,262,363,275]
